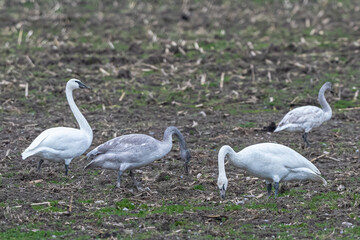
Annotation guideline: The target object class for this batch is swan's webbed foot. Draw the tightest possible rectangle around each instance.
[37,159,44,172]
[274,182,280,197]
[64,164,69,176]
[130,170,143,191]
[116,170,124,188]
[302,133,310,147]
[266,183,272,196]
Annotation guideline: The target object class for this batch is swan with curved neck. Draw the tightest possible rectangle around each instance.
[85,126,191,189]
[217,143,327,199]
[274,82,332,147]
[22,79,93,175]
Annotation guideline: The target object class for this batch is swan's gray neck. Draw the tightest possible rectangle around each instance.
[318,84,332,119]
[66,87,93,138]
[162,126,187,152]
[218,145,239,178]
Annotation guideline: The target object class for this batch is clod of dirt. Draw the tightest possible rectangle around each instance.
[128,43,143,54]
[82,57,102,65]
[100,179,113,185]
[17,172,38,181]
[262,122,277,132]
[117,69,131,79]
[155,172,170,182]
[0,192,7,202]
[97,232,118,239]
[181,10,191,21]
[145,55,164,65]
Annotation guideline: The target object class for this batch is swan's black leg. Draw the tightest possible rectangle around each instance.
[117,170,123,188]
[64,164,69,176]
[37,159,44,172]
[302,133,310,147]
[267,183,272,196]
[129,170,142,191]
[274,182,280,197]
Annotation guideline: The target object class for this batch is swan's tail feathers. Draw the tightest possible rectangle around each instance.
[291,167,327,186]
[21,149,33,160]
[308,169,327,186]
[273,125,283,133]
[318,175,327,187]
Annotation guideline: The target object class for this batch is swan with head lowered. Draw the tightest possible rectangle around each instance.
[274,82,332,147]
[85,126,191,189]
[217,143,327,199]
[22,79,93,176]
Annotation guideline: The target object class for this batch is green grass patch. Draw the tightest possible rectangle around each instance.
[193,184,205,191]
[0,227,72,240]
[334,100,359,109]
[307,191,343,210]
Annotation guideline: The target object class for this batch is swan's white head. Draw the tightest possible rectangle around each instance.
[67,79,90,90]
[217,176,228,199]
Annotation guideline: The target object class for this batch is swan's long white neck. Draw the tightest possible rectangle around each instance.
[218,145,240,179]
[66,86,93,138]
[318,84,332,120]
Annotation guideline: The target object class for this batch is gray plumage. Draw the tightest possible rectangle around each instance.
[85,126,191,188]
[274,82,332,146]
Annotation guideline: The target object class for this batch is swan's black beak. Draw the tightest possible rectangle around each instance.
[184,162,189,175]
[76,80,90,89]
[220,185,226,199]
[220,191,226,199]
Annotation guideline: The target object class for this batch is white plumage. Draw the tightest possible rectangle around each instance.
[22,79,93,175]
[217,143,327,199]
[85,126,191,189]
[274,82,332,146]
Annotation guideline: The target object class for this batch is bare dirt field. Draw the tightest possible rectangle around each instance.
[0,0,360,239]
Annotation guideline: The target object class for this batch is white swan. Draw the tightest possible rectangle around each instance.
[22,79,93,175]
[217,143,327,198]
[274,82,332,147]
[85,126,191,189]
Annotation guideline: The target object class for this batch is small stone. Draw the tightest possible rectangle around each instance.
[342,222,354,228]
[124,229,133,235]
[117,69,131,79]
[122,207,129,211]
[95,200,105,205]
[337,185,345,191]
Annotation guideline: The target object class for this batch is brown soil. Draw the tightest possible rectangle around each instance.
[1,0,360,239]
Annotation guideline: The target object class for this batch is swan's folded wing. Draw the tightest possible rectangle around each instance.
[87,134,158,159]
[24,130,51,152]
[278,106,323,127]
[36,128,87,151]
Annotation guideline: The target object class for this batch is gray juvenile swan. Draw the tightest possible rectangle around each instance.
[85,126,191,189]
[217,143,327,199]
[274,82,332,147]
[22,79,93,175]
